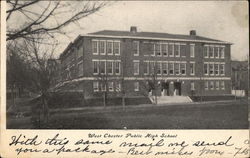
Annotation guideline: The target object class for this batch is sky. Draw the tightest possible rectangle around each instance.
[8,1,249,61]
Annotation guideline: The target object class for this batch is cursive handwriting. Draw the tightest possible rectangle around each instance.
[9,134,42,146]
[193,136,234,147]
[45,134,69,146]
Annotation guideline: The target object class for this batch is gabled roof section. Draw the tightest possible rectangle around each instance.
[88,30,231,44]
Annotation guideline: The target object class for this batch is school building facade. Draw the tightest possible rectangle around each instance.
[57,27,232,99]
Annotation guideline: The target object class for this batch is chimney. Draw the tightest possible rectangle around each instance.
[130,26,137,33]
[190,30,196,36]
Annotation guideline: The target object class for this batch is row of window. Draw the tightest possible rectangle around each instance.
[92,40,121,55]
[191,80,225,91]
[132,41,195,57]
[204,45,225,59]
[93,80,226,93]
[204,62,225,76]
[134,80,225,92]
[93,81,121,92]
[93,60,121,75]
[204,81,225,90]
[133,61,195,76]
[91,40,226,59]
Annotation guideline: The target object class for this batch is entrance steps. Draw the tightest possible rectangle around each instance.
[149,95,193,104]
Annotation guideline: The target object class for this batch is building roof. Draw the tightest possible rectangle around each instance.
[88,30,231,44]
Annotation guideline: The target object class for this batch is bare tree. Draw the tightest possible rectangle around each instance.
[6,0,109,41]
[139,59,160,105]
[7,41,33,107]
[12,35,58,123]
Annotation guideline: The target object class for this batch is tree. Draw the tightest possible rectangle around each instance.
[10,35,58,123]
[6,41,34,106]
[140,60,160,105]
[6,0,109,41]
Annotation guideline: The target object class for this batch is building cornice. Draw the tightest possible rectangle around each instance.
[82,34,233,45]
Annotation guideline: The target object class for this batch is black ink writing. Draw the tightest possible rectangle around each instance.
[9,134,42,146]
[193,136,234,147]
[45,134,69,146]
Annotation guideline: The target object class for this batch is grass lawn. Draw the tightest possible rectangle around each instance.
[30,99,249,129]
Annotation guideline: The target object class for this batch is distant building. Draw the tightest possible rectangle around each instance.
[57,27,232,99]
[231,60,248,96]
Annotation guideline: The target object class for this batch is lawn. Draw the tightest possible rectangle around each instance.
[26,99,249,129]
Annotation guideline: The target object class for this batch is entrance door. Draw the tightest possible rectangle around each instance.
[161,81,170,96]
[174,81,182,96]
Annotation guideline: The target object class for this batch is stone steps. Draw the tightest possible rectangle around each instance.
[149,95,193,104]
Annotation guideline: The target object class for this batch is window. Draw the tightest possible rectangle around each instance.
[133,61,139,75]
[169,62,174,75]
[175,62,180,75]
[93,82,99,92]
[92,40,98,55]
[209,63,214,75]
[174,43,180,57]
[220,47,225,58]
[162,43,168,56]
[180,44,186,57]
[204,63,208,75]
[156,62,161,75]
[205,81,208,90]
[190,62,195,75]
[180,63,186,75]
[220,81,225,90]
[93,60,99,75]
[155,43,161,56]
[209,46,214,58]
[116,82,121,92]
[99,40,106,55]
[162,62,168,75]
[204,45,209,58]
[77,45,83,58]
[169,43,174,57]
[107,41,113,55]
[133,41,139,56]
[191,81,195,90]
[108,82,114,92]
[99,60,106,74]
[215,81,219,90]
[214,63,219,75]
[115,61,120,75]
[190,44,195,57]
[150,43,155,56]
[215,47,219,58]
[114,41,120,55]
[143,61,149,75]
[100,82,106,91]
[210,81,214,90]
[107,61,113,75]
[150,61,155,74]
[78,62,83,76]
[134,82,139,91]
[220,63,225,75]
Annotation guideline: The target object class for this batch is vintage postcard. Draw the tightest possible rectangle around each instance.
[0,1,249,158]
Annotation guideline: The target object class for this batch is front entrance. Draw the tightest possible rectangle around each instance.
[161,81,170,96]
[174,81,182,96]
[166,81,182,96]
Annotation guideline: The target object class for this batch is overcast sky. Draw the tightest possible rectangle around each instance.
[31,1,250,61]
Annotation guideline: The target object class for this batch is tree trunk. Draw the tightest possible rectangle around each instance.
[103,92,106,108]
[42,93,49,124]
